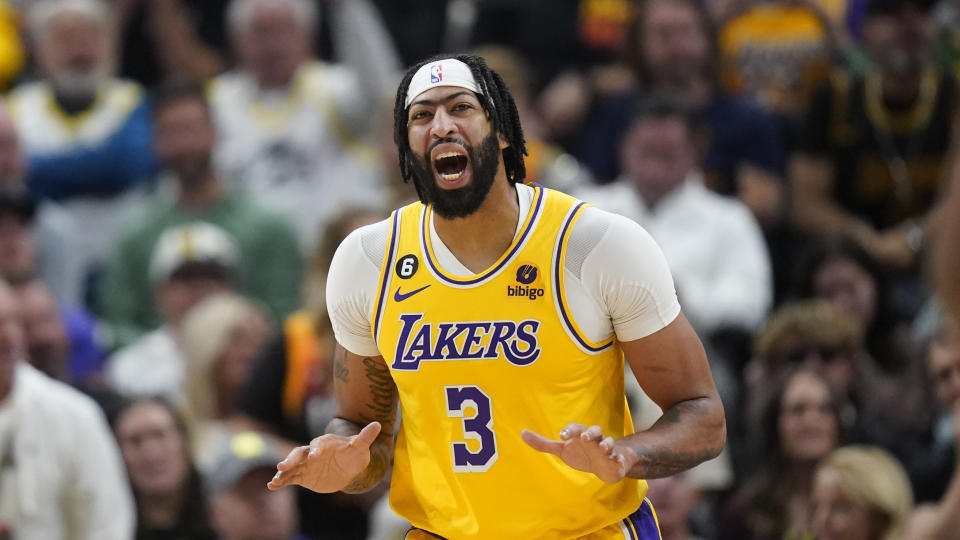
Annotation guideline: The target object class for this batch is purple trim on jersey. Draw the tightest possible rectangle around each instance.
[420,185,545,286]
[374,211,401,341]
[553,202,613,353]
[622,499,662,539]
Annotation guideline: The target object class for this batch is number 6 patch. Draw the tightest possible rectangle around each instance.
[396,254,419,279]
[445,385,498,472]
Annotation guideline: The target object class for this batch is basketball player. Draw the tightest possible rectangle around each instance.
[268,55,726,539]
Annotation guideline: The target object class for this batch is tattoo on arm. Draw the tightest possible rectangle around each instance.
[333,347,349,383]
[324,418,393,494]
[624,398,723,479]
[344,437,392,493]
[358,356,396,425]
[326,354,398,493]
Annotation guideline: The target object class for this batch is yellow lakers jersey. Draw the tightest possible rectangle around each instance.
[372,186,645,539]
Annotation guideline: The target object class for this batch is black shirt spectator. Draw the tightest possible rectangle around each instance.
[797,69,957,230]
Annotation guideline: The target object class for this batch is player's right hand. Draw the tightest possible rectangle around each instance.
[267,421,381,493]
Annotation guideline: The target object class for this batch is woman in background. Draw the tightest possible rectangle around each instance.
[177,292,270,468]
[721,368,843,539]
[110,397,215,540]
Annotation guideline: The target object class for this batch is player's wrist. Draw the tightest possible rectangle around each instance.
[613,439,640,476]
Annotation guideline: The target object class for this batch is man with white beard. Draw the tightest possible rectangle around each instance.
[7,0,158,304]
[209,0,399,251]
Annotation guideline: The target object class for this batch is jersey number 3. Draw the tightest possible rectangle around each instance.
[445,385,498,472]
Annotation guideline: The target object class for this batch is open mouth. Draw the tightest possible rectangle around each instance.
[433,151,469,182]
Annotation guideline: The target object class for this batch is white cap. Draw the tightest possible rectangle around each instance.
[404,58,483,108]
[149,222,239,285]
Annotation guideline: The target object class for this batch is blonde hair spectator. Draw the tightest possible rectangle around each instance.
[813,445,914,540]
[178,292,270,465]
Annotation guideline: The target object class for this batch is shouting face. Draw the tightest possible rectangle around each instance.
[405,86,505,219]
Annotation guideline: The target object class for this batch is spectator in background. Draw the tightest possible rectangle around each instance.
[9,0,159,303]
[581,0,785,230]
[745,300,923,463]
[792,0,957,272]
[12,277,105,387]
[108,222,237,400]
[99,81,302,347]
[747,301,860,423]
[178,292,270,467]
[811,445,914,540]
[110,397,217,540]
[579,95,772,340]
[793,237,914,375]
[717,0,835,130]
[207,431,306,540]
[0,188,105,389]
[905,313,960,537]
[209,0,398,251]
[792,242,933,453]
[907,313,959,503]
[0,278,134,539]
[722,369,842,540]
[0,103,82,306]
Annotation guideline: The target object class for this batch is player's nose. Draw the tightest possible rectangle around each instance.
[429,108,457,139]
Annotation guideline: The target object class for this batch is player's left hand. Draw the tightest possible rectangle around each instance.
[521,423,637,483]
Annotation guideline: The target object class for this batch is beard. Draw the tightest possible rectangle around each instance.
[406,131,502,219]
[49,65,110,101]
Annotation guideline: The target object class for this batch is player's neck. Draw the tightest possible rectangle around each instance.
[433,176,520,274]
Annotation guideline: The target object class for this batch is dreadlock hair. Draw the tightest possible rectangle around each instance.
[393,54,527,198]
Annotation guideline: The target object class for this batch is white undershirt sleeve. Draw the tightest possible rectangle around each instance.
[326,219,391,357]
[577,208,681,343]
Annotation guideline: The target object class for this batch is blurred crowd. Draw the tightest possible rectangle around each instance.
[0,0,958,539]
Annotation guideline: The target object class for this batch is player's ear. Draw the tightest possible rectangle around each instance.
[498,132,509,150]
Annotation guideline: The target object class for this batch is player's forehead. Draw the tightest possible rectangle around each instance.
[408,86,482,109]
[403,57,485,109]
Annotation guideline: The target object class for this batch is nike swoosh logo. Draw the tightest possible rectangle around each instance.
[393,284,431,302]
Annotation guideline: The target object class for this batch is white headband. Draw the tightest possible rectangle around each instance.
[404,59,483,108]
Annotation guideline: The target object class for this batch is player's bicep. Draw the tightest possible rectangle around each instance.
[332,344,398,435]
[621,312,719,412]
